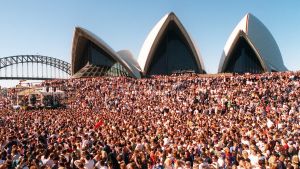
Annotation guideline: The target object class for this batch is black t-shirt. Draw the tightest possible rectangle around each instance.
[277,161,286,169]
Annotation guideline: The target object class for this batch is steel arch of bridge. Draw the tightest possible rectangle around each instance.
[0,55,71,80]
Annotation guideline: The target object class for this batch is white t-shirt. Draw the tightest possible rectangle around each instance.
[84,159,95,169]
[267,119,274,128]
[82,140,90,149]
[163,137,169,145]
[135,143,144,151]
[249,154,259,167]
[217,158,225,168]
[95,161,108,169]
[41,156,54,167]
[198,162,209,169]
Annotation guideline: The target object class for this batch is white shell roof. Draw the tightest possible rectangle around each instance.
[71,27,141,78]
[138,12,206,74]
[117,50,141,78]
[219,13,287,72]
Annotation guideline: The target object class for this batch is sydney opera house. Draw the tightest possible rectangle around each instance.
[71,12,287,78]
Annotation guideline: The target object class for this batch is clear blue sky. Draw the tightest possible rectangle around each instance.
[0,0,299,75]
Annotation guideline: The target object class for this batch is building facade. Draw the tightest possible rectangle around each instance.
[218,13,287,73]
[138,12,206,76]
[70,12,288,78]
[71,27,141,78]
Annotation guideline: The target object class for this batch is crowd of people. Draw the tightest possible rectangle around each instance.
[0,71,299,169]
[0,89,12,110]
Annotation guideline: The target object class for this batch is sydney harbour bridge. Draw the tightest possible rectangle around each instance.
[0,55,70,80]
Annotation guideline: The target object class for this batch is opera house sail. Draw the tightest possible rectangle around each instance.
[218,13,287,73]
[71,27,141,78]
[138,12,206,76]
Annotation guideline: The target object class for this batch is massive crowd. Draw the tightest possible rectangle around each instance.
[0,71,299,169]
